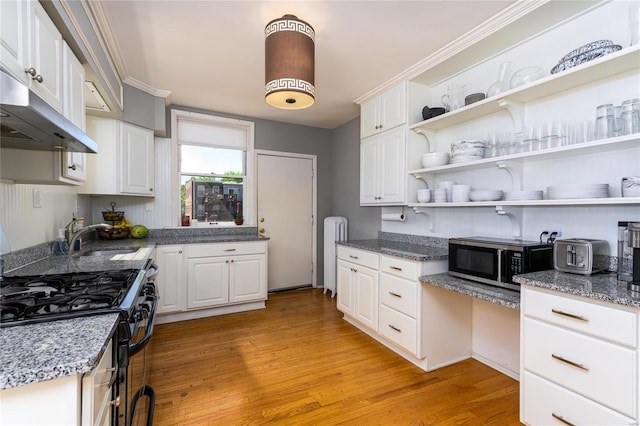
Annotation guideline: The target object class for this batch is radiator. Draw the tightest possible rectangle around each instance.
[323,216,348,298]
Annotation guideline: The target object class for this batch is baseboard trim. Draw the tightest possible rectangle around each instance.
[156,301,266,324]
[471,352,520,381]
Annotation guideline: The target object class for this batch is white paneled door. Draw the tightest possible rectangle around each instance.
[257,153,314,291]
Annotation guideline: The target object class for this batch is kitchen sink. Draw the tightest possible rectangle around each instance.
[80,248,138,257]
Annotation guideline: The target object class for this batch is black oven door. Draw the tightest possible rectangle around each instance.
[448,243,503,284]
[118,282,158,426]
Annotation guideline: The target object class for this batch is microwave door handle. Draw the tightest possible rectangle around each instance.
[497,249,503,283]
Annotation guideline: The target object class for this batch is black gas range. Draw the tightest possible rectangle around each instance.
[0,260,159,426]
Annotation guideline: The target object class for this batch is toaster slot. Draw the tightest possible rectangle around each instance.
[565,244,577,267]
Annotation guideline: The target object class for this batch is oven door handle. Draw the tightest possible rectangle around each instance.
[128,293,158,356]
[145,262,159,281]
[128,384,155,426]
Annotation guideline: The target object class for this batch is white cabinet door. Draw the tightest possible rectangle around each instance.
[337,260,355,316]
[378,127,405,203]
[360,97,379,139]
[354,265,379,331]
[119,122,155,195]
[187,256,228,309]
[29,1,63,111]
[229,254,266,303]
[379,83,406,132]
[155,246,185,314]
[359,136,379,204]
[360,127,405,205]
[0,0,28,83]
[60,42,86,183]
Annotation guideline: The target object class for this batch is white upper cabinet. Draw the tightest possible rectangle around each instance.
[360,127,406,205]
[1,0,63,111]
[360,82,407,139]
[82,117,155,196]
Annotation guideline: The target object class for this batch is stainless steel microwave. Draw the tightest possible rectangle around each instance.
[448,237,554,291]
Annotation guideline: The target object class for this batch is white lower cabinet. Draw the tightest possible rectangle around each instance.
[0,340,115,425]
[154,245,185,314]
[337,245,471,371]
[521,285,639,425]
[156,241,268,323]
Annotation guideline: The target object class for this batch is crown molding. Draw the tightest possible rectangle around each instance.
[124,77,172,103]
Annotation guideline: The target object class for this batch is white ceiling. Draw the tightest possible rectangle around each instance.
[98,1,514,129]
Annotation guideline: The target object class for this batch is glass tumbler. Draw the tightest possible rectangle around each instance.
[594,104,616,139]
[619,99,640,135]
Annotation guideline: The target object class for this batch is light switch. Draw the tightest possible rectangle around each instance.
[33,189,42,208]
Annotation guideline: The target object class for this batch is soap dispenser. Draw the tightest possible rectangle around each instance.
[52,228,69,256]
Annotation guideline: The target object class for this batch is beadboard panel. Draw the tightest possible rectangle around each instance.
[0,182,79,252]
[89,137,173,229]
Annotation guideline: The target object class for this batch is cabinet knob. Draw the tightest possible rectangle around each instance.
[149,188,153,192]
[68,164,77,170]
[375,125,380,130]
[178,250,182,254]
[259,228,265,233]
[379,124,383,129]
[260,217,265,223]
[25,67,36,76]
[33,74,43,83]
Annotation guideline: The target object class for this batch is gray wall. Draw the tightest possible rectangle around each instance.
[330,118,380,239]
[168,105,333,285]
[123,84,167,135]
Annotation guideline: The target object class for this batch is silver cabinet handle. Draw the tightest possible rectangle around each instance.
[349,255,358,259]
[350,268,357,273]
[224,248,237,252]
[388,324,401,332]
[178,250,183,254]
[68,164,77,170]
[25,67,36,76]
[390,266,402,271]
[551,413,575,426]
[551,308,588,322]
[33,74,43,83]
[389,291,402,298]
[551,354,589,371]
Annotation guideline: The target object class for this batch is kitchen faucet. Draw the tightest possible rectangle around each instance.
[68,223,113,254]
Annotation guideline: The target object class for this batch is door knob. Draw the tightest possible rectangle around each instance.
[259,228,265,233]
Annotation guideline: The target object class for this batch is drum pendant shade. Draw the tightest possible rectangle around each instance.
[265,15,315,109]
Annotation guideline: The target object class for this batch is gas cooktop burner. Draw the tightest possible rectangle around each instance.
[0,269,140,326]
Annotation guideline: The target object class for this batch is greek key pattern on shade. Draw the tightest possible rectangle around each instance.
[265,19,315,41]
[265,78,315,95]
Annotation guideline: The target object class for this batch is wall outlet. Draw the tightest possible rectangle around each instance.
[542,228,562,240]
[32,189,42,208]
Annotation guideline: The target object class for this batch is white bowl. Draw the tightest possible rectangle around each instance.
[421,152,450,168]
[417,189,431,203]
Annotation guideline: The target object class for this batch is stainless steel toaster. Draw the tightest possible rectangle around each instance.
[554,238,610,275]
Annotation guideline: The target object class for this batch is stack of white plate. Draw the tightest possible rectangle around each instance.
[450,140,485,163]
[469,190,504,201]
[547,183,609,199]
[504,190,544,201]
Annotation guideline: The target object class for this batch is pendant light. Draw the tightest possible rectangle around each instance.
[264,14,315,110]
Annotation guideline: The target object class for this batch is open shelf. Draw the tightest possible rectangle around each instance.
[408,134,640,178]
[408,197,640,208]
[409,45,640,132]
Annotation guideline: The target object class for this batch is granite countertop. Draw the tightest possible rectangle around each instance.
[514,270,640,308]
[339,239,448,261]
[419,273,521,310]
[0,314,119,390]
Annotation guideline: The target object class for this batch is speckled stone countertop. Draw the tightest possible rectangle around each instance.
[0,314,118,390]
[419,273,521,310]
[338,232,448,261]
[514,270,640,308]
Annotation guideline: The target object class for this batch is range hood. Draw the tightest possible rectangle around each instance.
[0,70,98,153]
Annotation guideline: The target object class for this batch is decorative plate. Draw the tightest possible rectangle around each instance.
[551,44,622,74]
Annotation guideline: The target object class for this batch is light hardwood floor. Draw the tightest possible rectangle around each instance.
[147,288,520,425]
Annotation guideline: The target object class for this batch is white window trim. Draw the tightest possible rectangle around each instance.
[171,109,255,226]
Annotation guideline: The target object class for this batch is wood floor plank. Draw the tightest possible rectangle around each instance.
[147,288,520,425]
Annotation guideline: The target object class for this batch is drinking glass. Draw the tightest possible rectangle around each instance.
[594,104,616,139]
[619,100,640,135]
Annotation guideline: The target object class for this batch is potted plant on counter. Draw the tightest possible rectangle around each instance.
[234,215,244,225]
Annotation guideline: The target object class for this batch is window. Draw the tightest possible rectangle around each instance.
[171,110,255,226]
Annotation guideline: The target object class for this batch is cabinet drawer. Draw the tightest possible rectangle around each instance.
[522,372,636,426]
[523,287,637,347]
[523,318,637,417]
[187,241,266,258]
[380,273,417,318]
[379,304,417,355]
[337,246,379,270]
[380,255,418,280]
